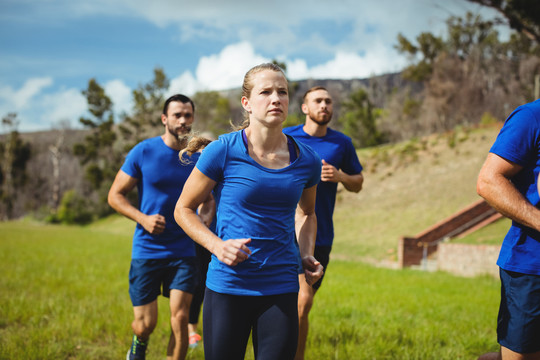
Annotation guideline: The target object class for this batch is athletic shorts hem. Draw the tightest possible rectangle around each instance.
[311,245,331,290]
[129,257,198,307]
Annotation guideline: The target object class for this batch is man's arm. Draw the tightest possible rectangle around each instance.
[477,152,540,232]
[321,159,363,193]
[107,170,166,234]
[339,171,363,193]
[296,184,323,285]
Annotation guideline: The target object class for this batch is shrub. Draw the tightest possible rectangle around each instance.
[55,190,93,224]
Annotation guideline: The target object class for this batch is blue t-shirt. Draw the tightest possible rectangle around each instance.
[283,125,363,247]
[121,136,198,259]
[196,130,321,296]
[489,99,540,275]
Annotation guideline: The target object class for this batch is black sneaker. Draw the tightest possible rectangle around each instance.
[126,335,147,360]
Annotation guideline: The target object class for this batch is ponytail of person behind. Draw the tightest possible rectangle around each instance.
[179,134,213,164]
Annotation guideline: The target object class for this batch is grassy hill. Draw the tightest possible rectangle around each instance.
[331,123,505,264]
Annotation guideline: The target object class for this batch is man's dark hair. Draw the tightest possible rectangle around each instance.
[162,94,195,115]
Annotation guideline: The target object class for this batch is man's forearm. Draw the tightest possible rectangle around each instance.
[340,172,363,193]
[478,174,540,232]
[109,193,145,225]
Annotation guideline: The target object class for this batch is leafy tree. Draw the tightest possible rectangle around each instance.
[396,32,444,81]
[192,91,232,136]
[446,12,500,59]
[390,10,539,139]
[339,89,385,148]
[0,113,31,219]
[74,79,118,190]
[271,59,287,73]
[73,79,121,218]
[119,67,170,151]
[504,31,539,56]
[396,13,499,81]
[466,0,540,43]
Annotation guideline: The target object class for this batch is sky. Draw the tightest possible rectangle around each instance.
[0,0,502,132]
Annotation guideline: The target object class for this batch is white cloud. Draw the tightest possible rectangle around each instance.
[166,40,408,99]
[16,78,54,108]
[105,79,132,115]
[0,77,53,110]
[12,80,130,132]
[291,45,408,80]
[0,85,87,132]
[169,42,268,94]
[286,59,310,80]
[195,42,268,91]
[40,88,87,125]
[168,71,199,96]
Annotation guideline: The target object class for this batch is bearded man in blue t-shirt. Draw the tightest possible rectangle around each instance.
[477,99,540,360]
[283,86,364,360]
[108,94,212,360]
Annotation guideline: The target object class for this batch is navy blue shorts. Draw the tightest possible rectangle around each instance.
[497,268,540,353]
[312,245,331,290]
[203,289,298,360]
[129,257,197,307]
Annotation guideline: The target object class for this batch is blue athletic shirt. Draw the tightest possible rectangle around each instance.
[489,99,540,275]
[196,130,321,296]
[283,125,363,247]
[121,136,198,260]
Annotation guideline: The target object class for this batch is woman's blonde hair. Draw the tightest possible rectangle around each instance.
[236,63,287,130]
[179,134,213,164]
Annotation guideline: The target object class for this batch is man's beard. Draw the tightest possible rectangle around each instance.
[309,110,332,126]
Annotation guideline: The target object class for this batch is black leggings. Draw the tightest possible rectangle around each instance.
[203,288,299,360]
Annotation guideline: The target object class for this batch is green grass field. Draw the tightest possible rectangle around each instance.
[0,219,500,359]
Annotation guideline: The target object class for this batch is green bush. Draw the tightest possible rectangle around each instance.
[55,190,93,225]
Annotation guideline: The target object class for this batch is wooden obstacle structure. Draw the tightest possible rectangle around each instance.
[398,199,502,268]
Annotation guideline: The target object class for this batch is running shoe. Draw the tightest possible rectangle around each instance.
[189,333,202,348]
[126,335,147,360]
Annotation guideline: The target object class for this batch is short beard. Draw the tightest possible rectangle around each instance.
[310,115,331,126]
[313,118,331,126]
[168,125,192,143]
[308,110,332,126]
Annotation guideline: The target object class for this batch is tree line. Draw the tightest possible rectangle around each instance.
[0,5,538,222]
